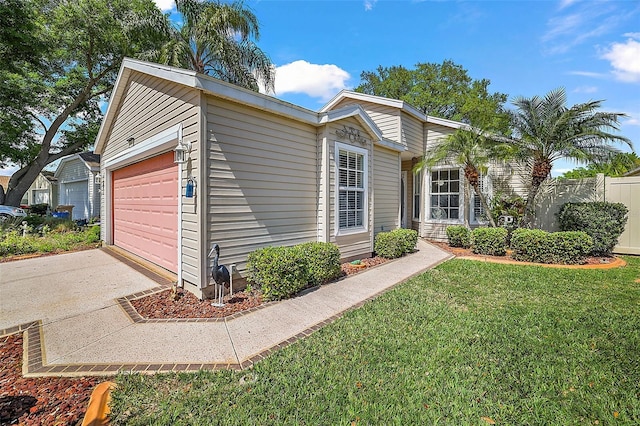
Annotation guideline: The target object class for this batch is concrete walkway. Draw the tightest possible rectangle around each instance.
[1,240,452,377]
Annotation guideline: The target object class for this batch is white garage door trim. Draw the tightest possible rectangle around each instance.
[103,123,185,284]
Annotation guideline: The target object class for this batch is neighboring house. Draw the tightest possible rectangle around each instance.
[54,152,101,220]
[94,58,518,299]
[20,171,58,208]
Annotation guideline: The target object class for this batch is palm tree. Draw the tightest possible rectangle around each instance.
[510,88,631,227]
[159,0,274,93]
[416,127,506,228]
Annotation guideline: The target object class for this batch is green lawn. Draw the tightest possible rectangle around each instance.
[110,257,640,425]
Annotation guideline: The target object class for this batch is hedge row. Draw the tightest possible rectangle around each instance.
[510,229,593,265]
[246,242,342,301]
[445,225,594,265]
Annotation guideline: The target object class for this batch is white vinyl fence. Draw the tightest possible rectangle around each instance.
[534,174,640,255]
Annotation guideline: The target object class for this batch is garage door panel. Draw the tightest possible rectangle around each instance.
[112,152,178,272]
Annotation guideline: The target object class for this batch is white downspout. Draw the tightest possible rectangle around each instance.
[177,124,184,288]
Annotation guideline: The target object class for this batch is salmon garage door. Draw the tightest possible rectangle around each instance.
[112,152,178,272]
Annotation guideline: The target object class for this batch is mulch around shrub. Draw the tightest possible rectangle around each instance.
[131,256,390,320]
[429,240,624,269]
[0,334,103,426]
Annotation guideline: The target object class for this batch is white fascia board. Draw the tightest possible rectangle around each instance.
[426,116,469,130]
[321,90,427,122]
[319,105,384,141]
[378,138,407,153]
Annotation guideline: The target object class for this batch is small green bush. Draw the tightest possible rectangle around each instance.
[446,225,472,248]
[29,203,49,216]
[374,228,418,259]
[510,228,593,264]
[23,215,44,228]
[557,202,628,256]
[472,227,508,256]
[297,242,342,286]
[393,228,418,254]
[246,246,309,301]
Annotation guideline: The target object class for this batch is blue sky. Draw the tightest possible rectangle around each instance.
[157,0,640,176]
[2,0,637,178]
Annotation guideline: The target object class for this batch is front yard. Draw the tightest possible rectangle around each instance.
[110,257,640,425]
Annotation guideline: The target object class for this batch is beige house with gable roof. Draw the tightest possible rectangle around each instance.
[95,58,512,299]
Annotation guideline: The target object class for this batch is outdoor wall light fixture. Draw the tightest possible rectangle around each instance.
[174,139,190,164]
[127,136,135,147]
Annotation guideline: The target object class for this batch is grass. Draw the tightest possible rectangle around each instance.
[0,224,100,257]
[110,257,640,425]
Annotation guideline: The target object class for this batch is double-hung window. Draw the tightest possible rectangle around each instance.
[430,168,460,220]
[336,142,367,233]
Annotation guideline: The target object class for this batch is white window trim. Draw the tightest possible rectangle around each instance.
[426,166,464,224]
[334,141,368,237]
[413,169,422,221]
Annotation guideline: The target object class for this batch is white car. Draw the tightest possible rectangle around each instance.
[0,205,28,224]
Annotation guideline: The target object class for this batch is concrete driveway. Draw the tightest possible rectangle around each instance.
[0,249,163,331]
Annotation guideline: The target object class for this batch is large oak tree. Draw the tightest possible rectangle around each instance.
[0,0,168,206]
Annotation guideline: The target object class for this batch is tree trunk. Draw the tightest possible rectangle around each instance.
[472,183,497,227]
[3,162,45,206]
[522,182,541,228]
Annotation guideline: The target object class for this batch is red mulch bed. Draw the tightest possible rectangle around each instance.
[429,240,616,266]
[132,256,389,320]
[0,334,103,426]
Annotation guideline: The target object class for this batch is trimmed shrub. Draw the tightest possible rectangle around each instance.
[446,225,472,248]
[548,231,593,264]
[374,228,418,259]
[557,202,628,256]
[246,246,310,301]
[393,228,418,254]
[297,242,341,286]
[471,227,508,256]
[510,228,593,264]
[374,232,403,259]
[510,229,549,263]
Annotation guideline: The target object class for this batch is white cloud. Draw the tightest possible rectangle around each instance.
[573,85,598,94]
[558,0,579,10]
[601,37,640,82]
[364,0,377,11]
[272,60,351,100]
[568,71,607,79]
[542,2,625,55]
[153,0,175,12]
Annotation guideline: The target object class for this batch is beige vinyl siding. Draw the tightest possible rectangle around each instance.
[100,71,201,285]
[206,96,318,275]
[425,122,456,150]
[328,118,374,259]
[400,112,424,156]
[331,99,401,143]
[374,145,400,234]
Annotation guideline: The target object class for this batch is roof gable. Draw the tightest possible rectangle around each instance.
[54,152,100,178]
